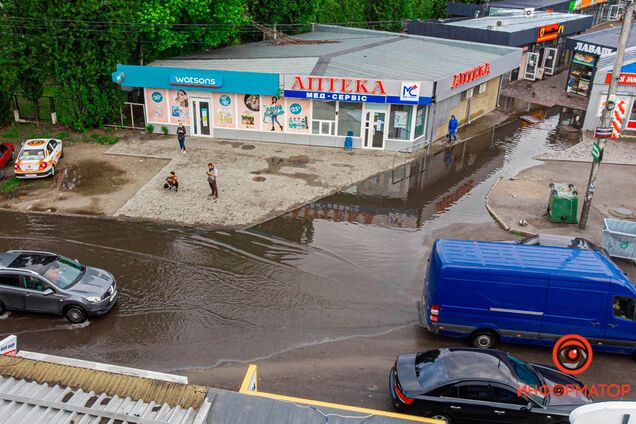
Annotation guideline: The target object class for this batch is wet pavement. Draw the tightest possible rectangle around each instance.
[2,103,634,408]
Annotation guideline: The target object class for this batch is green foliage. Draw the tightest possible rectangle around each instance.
[1,127,19,140]
[0,177,21,194]
[247,0,318,27]
[90,133,120,145]
[145,124,155,133]
[161,125,169,135]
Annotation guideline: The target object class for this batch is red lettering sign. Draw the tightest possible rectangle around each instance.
[605,72,636,85]
[451,63,491,89]
[537,23,564,43]
[289,76,387,95]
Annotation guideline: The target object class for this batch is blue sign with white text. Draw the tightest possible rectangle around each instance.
[151,91,163,103]
[170,73,223,89]
[283,90,432,105]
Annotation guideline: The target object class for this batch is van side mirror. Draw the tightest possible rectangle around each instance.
[521,401,533,412]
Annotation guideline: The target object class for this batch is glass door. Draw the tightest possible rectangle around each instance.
[542,48,558,76]
[363,111,385,149]
[524,52,539,80]
[190,99,212,136]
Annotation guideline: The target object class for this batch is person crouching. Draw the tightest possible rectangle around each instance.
[164,171,179,192]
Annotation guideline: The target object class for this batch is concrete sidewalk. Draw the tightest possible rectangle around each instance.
[501,71,588,110]
[107,136,415,228]
[537,132,636,165]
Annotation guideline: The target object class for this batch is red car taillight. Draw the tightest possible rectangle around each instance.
[429,304,440,322]
[394,381,414,405]
[39,161,49,170]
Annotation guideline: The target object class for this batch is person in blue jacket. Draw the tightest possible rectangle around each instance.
[448,115,458,142]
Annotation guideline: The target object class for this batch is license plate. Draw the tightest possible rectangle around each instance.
[23,173,38,178]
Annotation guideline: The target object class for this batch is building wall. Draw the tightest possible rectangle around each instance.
[433,76,501,139]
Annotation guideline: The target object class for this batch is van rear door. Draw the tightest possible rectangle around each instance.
[540,278,609,342]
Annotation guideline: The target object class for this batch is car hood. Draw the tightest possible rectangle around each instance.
[396,354,426,394]
[531,363,593,407]
[68,267,114,296]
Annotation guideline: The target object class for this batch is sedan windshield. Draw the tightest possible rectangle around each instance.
[506,353,546,405]
[19,149,44,160]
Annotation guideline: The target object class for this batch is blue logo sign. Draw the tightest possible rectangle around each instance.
[170,73,223,89]
[151,91,163,103]
[290,103,302,115]
[219,95,232,107]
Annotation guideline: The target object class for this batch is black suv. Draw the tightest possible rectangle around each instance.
[0,250,117,323]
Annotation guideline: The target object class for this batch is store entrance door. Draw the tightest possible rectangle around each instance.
[191,98,212,137]
[524,52,539,80]
[542,48,558,75]
[363,111,386,149]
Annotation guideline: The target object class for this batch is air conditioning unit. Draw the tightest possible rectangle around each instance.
[524,8,535,17]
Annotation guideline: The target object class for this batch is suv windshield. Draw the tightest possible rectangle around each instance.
[19,149,44,160]
[9,254,85,289]
[506,353,546,405]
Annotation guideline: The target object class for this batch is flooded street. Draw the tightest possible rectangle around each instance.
[4,104,633,407]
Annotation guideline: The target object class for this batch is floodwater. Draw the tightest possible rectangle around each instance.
[0,104,583,372]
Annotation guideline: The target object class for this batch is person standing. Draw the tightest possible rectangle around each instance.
[447,115,458,143]
[207,163,218,199]
[177,121,187,154]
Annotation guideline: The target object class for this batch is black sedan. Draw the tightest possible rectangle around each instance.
[389,348,592,424]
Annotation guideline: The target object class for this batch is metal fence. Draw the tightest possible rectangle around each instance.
[106,102,146,129]
[13,95,56,124]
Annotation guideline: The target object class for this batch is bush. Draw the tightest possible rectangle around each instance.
[89,133,119,145]
[161,125,169,135]
[145,124,154,134]
[0,177,20,194]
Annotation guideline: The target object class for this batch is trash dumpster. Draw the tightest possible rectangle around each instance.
[547,183,578,224]
[602,218,636,265]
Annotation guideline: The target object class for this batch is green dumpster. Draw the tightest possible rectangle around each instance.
[547,183,578,224]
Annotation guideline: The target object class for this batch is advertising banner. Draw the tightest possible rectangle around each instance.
[145,88,169,125]
[0,335,17,356]
[213,94,236,128]
[238,94,261,130]
[168,89,191,125]
[285,99,310,133]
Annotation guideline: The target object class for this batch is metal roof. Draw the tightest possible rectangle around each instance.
[152,25,519,83]
[490,0,571,10]
[568,24,636,49]
[596,45,636,71]
[0,355,208,411]
[445,11,588,32]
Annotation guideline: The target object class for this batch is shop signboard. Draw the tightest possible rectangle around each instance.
[537,23,565,43]
[605,72,636,85]
[573,41,615,58]
[451,63,491,89]
[283,75,433,105]
[0,335,17,356]
[572,52,598,67]
[169,73,223,89]
[569,0,607,12]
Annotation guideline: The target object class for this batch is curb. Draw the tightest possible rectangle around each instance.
[484,177,510,231]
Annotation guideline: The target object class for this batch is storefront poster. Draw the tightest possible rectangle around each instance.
[144,88,169,124]
[262,95,285,132]
[213,94,236,128]
[285,99,310,133]
[572,52,597,67]
[238,94,261,130]
[168,89,190,125]
[394,111,408,129]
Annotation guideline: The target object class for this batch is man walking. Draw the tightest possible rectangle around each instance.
[207,163,218,199]
[177,121,187,154]
[448,115,458,143]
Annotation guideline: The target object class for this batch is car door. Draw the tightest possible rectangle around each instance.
[439,382,495,423]
[48,140,61,164]
[22,275,62,314]
[0,273,26,310]
[604,295,636,354]
[489,383,540,424]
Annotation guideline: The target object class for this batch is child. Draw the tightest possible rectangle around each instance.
[164,171,179,192]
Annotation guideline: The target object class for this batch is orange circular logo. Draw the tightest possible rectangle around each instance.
[27,140,45,146]
[552,334,593,375]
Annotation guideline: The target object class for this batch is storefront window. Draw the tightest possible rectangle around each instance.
[337,102,362,137]
[312,101,336,135]
[414,105,426,138]
[388,105,413,140]
[566,52,597,97]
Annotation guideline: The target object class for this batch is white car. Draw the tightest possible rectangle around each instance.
[14,139,63,179]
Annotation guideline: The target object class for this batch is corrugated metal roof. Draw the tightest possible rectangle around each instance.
[596,45,636,71]
[152,25,519,82]
[0,376,207,424]
[568,24,636,49]
[446,11,588,31]
[0,355,207,410]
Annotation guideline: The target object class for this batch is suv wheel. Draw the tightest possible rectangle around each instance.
[65,306,87,324]
[472,330,497,349]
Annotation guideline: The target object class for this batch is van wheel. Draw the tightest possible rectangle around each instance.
[472,331,497,349]
[432,414,452,423]
[64,306,87,324]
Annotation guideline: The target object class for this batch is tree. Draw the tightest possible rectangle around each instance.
[316,0,366,25]
[247,0,318,28]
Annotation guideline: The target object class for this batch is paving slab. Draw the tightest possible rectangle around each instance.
[536,132,636,165]
[107,136,415,228]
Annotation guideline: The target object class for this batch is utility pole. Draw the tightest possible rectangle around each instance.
[579,1,634,229]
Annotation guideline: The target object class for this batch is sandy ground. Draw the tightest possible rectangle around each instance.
[0,143,168,215]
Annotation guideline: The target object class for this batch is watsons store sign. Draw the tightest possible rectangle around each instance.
[170,73,223,89]
[283,75,432,105]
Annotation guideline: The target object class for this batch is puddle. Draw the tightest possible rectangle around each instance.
[58,160,128,195]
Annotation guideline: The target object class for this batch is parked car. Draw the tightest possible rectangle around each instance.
[13,138,63,179]
[389,348,592,423]
[418,239,636,354]
[0,143,15,172]
[0,250,117,323]
[516,234,609,258]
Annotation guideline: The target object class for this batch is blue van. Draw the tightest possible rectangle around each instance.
[419,239,636,354]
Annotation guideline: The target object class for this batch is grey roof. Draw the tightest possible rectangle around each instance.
[490,0,571,9]
[568,24,636,49]
[205,389,424,424]
[445,11,588,32]
[0,376,209,424]
[152,24,519,83]
[596,45,636,71]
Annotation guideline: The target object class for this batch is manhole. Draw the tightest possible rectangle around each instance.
[241,144,256,150]
[613,207,634,217]
[253,176,266,182]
